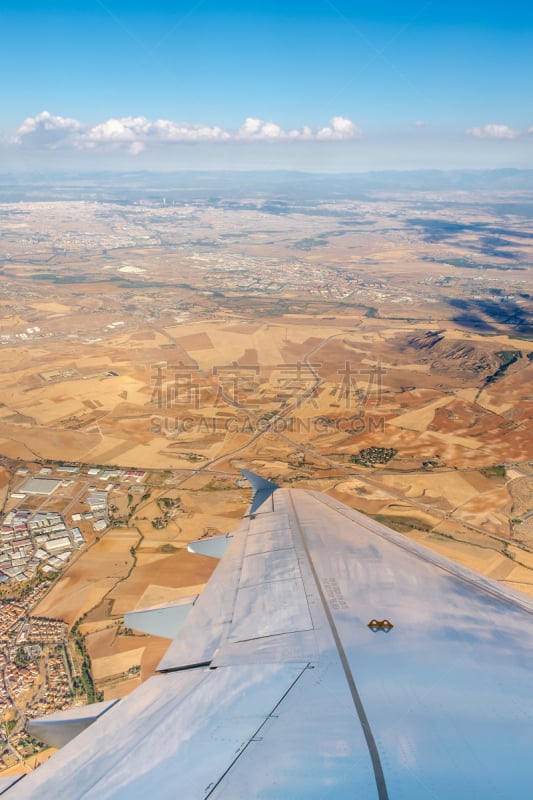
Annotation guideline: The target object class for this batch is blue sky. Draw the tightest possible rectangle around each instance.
[1,0,531,170]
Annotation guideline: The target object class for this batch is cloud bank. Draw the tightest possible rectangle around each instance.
[466,123,519,140]
[10,111,362,154]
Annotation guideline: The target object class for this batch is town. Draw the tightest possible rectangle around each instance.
[0,459,147,768]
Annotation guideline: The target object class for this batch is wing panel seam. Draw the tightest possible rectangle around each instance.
[288,490,389,800]
[204,663,309,799]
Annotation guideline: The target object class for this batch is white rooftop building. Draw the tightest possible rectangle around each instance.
[85,491,108,512]
[19,477,61,495]
[44,537,72,553]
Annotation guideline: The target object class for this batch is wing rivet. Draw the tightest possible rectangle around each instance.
[368,619,394,632]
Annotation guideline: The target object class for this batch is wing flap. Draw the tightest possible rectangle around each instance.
[239,548,300,587]
[12,664,309,800]
[230,577,313,642]
[211,629,318,667]
[157,523,248,671]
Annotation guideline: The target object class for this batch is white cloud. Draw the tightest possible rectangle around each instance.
[316,116,361,140]
[414,120,428,127]
[466,123,519,140]
[13,110,82,148]
[82,117,143,145]
[238,118,264,137]
[236,117,359,142]
[10,112,362,154]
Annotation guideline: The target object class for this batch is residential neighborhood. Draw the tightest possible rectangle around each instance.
[0,458,149,767]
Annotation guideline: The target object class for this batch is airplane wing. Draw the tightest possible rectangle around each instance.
[7,475,533,798]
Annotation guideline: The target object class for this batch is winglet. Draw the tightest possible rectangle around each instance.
[240,469,279,513]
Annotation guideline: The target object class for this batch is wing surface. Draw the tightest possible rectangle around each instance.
[0,777,23,795]
[7,482,533,798]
